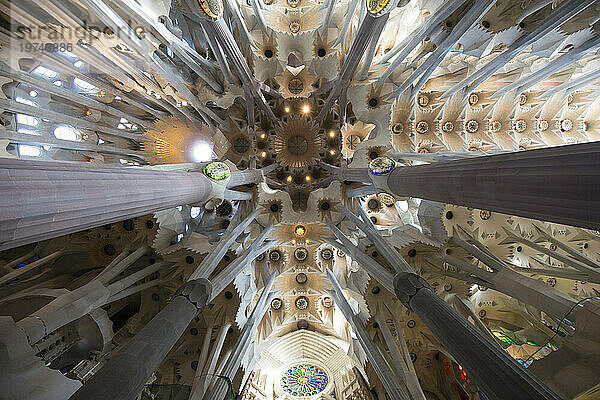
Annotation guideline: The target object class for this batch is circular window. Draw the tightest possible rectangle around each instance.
[322,296,333,308]
[369,156,395,175]
[281,364,328,397]
[289,21,301,33]
[367,198,380,210]
[271,298,282,310]
[468,93,479,106]
[321,248,333,260]
[391,122,404,134]
[294,224,307,237]
[415,121,429,134]
[294,248,308,261]
[296,272,308,284]
[377,192,396,206]
[514,120,527,133]
[295,296,309,310]
[269,250,282,262]
[465,120,479,133]
[442,121,454,133]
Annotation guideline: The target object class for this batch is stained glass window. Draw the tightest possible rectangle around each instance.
[281,364,328,397]
[492,330,516,345]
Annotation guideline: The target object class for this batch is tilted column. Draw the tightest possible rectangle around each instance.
[377,143,600,229]
[327,269,410,400]
[68,278,212,400]
[394,272,564,400]
[328,215,564,400]
[203,272,277,400]
[0,159,262,250]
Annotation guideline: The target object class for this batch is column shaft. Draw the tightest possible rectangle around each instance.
[68,279,211,400]
[0,159,211,250]
[394,272,563,400]
[386,143,600,229]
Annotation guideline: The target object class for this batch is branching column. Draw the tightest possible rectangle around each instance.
[0,158,262,250]
[69,218,272,400]
[68,278,212,400]
[383,143,600,229]
[394,273,564,400]
[328,211,565,400]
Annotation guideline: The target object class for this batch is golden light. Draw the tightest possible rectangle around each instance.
[294,224,307,237]
[329,149,336,155]
[302,105,310,113]
[260,133,266,139]
[284,106,290,113]
[292,239,296,245]
[286,175,293,182]
[305,175,311,181]
[85,110,92,116]
[329,131,335,138]
[260,151,267,158]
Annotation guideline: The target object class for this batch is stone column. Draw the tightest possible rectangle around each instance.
[327,269,410,400]
[383,142,600,230]
[394,272,564,400]
[0,159,261,250]
[68,278,212,400]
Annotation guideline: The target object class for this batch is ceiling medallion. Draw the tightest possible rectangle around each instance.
[198,0,222,19]
[377,192,396,206]
[465,120,479,133]
[519,93,528,106]
[537,120,549,131]
[480,210,491,220]
[287,0,300,6]
[391,122,404,134]
[468,93,479,106]
[271,298,283,310]
[346,134,360,150]
[271,115,322,170]
[294,224,307,237]
[322,296,333,308]
[321,248,333,260]
[369,156,395,175]
[269,250,282,262]
[288,78,304,95]
[296,272,308,284]
[295,295,309,310]
[294,247,308,261]
[560,119,573,131]
[415,121,429,134]
[204,162,230,181]
[441,121,454,133]
[289,21,301,33]
[513,119,527,133]
[490,121,502,132]
[281,364,328,397]
[417,94,429,107]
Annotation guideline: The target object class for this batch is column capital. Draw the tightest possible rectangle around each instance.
[176,279,212,313]
[393,272,432,310]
